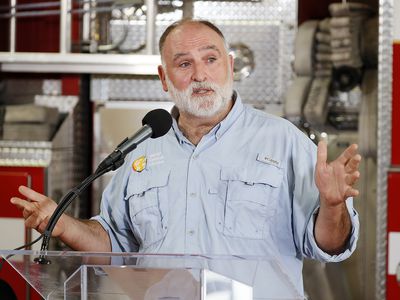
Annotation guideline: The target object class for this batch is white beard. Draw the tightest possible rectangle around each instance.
[164,71,234,118]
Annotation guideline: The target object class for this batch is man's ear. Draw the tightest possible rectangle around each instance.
[228,54,234,78]
[158,65,168,92]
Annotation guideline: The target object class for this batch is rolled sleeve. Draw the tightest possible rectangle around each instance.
[90,215,138,252]
[303,197,360,261]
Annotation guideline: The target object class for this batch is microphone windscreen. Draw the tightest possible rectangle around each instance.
[142,109,173,138]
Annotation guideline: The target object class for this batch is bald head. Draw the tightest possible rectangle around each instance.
[159,19,228,61]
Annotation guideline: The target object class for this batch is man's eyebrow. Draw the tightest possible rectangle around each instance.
[173,52,190,62]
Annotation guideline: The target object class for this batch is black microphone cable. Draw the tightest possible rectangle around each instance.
[0,234,44,271]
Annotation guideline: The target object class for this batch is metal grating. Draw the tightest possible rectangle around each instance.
[91,0,297,113]
[193,0,296,23]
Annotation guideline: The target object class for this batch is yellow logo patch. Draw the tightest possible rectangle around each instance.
[132,155,147,172]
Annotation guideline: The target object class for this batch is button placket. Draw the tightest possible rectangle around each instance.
[185,152,201,251]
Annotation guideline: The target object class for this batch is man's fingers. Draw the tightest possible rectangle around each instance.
[337,144,359,165]
[345,187,359,198]
[18,185,47,203]
[345,171,360,186]
[25,213,44,231]
[11,197,48,232]
[11,197,37,219]
[10,197,31,210]
[317,141,328,168]
[345,154,362,173]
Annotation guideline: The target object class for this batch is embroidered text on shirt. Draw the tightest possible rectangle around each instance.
[256,153,280,167]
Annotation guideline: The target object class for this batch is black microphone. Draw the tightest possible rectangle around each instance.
[96,108,172,172]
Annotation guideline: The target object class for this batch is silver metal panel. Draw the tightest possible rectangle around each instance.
[219,22,295,108]
[194,0,296,23]
[0,141,53,167]
[377,0,394,298]
[92,0,296,112]
[91,75,169,102]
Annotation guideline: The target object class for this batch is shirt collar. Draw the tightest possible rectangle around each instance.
[171,91,244,145]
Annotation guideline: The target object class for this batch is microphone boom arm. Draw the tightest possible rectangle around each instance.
[35,159,124,264]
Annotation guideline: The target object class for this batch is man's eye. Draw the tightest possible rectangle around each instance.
[179,62,190,68]
[207,57,217,63]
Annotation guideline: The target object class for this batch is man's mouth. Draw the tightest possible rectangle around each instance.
[192,88,213,95]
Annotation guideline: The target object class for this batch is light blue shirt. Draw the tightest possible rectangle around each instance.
[92,91,359,298]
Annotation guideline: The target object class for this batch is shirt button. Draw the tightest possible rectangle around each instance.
[193,154,199,160]
[189,192,196,197]
[188,230,195,236]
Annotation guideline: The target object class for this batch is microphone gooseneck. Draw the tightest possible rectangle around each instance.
[35,109,172,264]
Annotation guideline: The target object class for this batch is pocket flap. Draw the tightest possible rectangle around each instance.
[220,164,283,188]
[125,168,171,198]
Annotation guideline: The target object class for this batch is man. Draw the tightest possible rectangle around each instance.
[11,19,361,297]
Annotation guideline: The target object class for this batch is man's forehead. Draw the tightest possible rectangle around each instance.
[163,23,225,53]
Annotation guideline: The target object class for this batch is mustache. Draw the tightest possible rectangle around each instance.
[189,81,219,92]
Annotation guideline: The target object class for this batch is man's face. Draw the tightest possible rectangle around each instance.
[158,23,234,118]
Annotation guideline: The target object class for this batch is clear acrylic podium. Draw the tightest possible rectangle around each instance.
[0,250,305,299]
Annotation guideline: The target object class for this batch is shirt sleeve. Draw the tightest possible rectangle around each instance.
[288,126,359,261]
[303,198,360,261]
[90,157,140,253]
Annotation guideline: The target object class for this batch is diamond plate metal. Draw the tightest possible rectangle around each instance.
[194,0,296,23]
[42,79,62,96]
[0,141,53,167]
[91,0,297,114]
[377,0,393,299]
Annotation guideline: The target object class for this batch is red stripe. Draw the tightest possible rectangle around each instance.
[386,275,400,300]
[388,42,400,298]
[392,43,400,164]
[387,173,400,232]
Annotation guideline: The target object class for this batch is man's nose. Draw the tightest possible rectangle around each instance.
[192,63,207,82]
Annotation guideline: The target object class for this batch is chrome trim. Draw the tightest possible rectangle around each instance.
[145,0,157,55]
[377,0,394,298]
[0,52,161,74]
[10,0,16,53]
[60,0,71,54]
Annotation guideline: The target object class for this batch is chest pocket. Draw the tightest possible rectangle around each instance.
[218,165,283,239]
[125,169,170,249]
